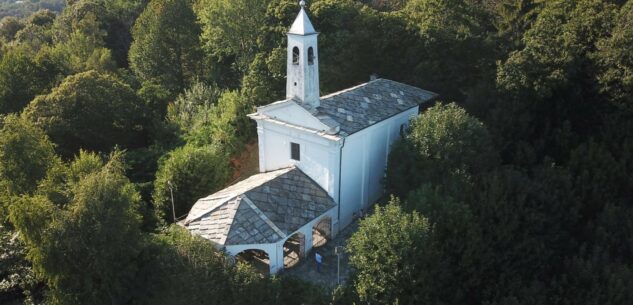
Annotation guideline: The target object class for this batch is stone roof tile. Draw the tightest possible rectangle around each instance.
[183,167,335,246]
[295,79,437,135]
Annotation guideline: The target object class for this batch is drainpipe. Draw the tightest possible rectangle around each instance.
[337,137,345,232]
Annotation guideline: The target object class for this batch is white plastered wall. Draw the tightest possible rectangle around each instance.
[338,106,419,228]
[255,119,342,201]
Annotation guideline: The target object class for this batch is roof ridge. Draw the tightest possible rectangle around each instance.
[241,196,287,238]
[184,193,237,224]
[184,167,297,224]
[218,197,242,245]
[319,79,378,100]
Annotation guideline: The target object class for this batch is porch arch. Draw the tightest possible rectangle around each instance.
[235,249,270,276]
[312,216,332,248]
[283,232,305,269]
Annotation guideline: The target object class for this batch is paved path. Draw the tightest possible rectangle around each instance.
[279,221,359,289]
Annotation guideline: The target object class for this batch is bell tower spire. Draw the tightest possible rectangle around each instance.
[287,1,320,109]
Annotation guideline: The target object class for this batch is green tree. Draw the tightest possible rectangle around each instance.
[595,0,633,113]
[497,0,617,98]
[347,199,430,305]
[492,0,619,163]
[402,184,478,304]
[136,225,238,305]
[14,21,54,52]
[27,9,56,27]
[386,102,498,198]
[9,152,144,305]
[404,0,496,101]
[359,0,408,11]
[0,16,24,41]
[198,0,270,75]
[310,0,378,92]
[184,90,254,152]
[98,0,150,67]
[24,70,148,157]
[487,0,543,51]
[129,0,203,94]
[0,48,57,114]
[153,144,231,222]
[167,80,220,134]
[49,8,117,73]
[53,0,148,68]
[0,115,57,221]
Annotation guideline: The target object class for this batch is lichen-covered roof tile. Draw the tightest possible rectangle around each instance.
[294,79,437,135]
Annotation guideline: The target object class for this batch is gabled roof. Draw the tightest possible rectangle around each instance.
[253,79,438,137]
[288,7,317,35]
[305,79,438,136]
[184,167,335,246]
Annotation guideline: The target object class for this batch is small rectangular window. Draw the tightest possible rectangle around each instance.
[291,142,300,161]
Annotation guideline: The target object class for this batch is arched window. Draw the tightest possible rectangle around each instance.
[292,47,300,65]
[308,47,315,65]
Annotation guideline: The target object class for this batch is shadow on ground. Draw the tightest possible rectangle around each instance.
[279,221,359,289]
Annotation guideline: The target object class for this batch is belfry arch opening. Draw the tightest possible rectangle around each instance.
[235,249,270,276]
[283,232,305,269]
[312,216,331,248]
[308,47,315,65]
[292,47,300,65]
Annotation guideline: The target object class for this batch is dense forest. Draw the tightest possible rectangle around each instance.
[0,0,64,19]
[0,0,632,304]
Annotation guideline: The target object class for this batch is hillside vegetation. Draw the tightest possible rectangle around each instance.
[1,0,632,304]
[0,0,64,18]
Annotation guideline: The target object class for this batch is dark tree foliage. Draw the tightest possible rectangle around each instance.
[492,0,620,163]
[595,0,633,113]
[0,48,59,114]
[347,200,430,304]
[0,0,64,19]
[9,152,144,305]
[0,16,24,40]
[27,9,56,27]
[0,115,57,199]
[129,0,203,94]
[1,0,633,304]
[386,102,498,198]
[24,70,148,157]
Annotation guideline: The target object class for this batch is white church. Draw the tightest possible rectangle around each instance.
[182,2,437,274]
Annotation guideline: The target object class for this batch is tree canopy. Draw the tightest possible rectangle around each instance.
[386,102,498,198]
[153,144,231,222]
[129,0,202,94]
[2,0,633,304]
[23,70,148,157]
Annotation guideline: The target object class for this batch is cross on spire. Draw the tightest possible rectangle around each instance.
[300,0,306,8]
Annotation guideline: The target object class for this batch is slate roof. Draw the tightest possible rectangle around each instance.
[296,78,438,136]
[183,167,335,246]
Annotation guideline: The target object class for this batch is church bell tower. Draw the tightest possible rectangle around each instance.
[287,1,320,109]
